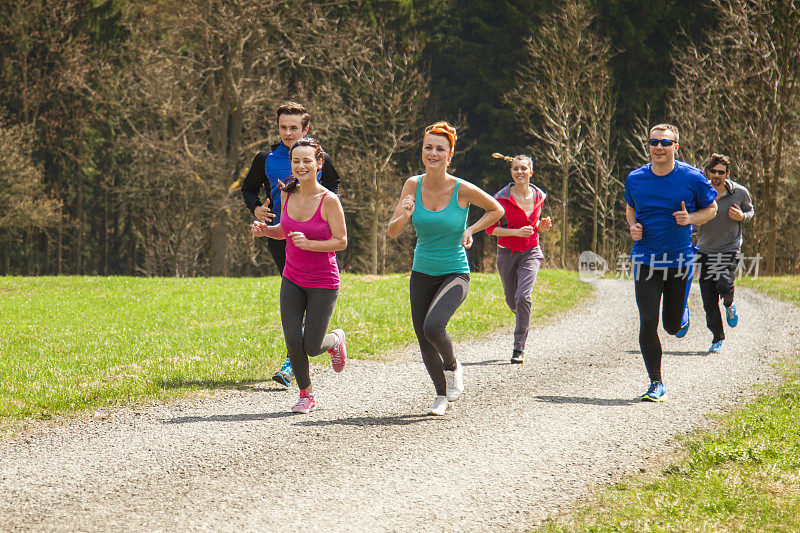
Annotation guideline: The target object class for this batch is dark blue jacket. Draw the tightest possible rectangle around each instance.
[241,142,340,224]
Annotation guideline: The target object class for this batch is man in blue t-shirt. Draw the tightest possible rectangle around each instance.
[241,101,341,387]
[624,123,717,402]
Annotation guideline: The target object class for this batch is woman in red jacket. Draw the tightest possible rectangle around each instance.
[487,154,552,364]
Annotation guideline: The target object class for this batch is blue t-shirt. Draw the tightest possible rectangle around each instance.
[264,142,322,224]
[624,160,716,268]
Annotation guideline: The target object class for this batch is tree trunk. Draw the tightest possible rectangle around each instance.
[371,171,379,275]
[43,233,50,274]
[75,169,83,274]
[209,212,229,276]
[560,161,569,269]
[591,150,599,254]
[57,203,63,275]
[174,226,182,278]
[26,229,33,274]
[600,173,608,259]
[103,189,109,275]
[380,231,387,275]
[610,198,617,266]
[560,139,570,269]
[371,204,379,275]
[766,117,784,274]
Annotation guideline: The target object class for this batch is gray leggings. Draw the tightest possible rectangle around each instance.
[496,246,542,351]
[280,277,338,390]
[409,271,470,396]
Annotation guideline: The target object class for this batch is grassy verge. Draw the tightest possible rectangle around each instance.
[0,270,591,422]
[540,275,800,532]
[738,275,800,303]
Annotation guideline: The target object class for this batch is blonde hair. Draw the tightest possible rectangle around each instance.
[650,123,680,143]
[424,121,457,151]
[492,152,534,169]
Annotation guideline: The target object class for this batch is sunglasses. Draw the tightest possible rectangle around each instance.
[649,138,676,147]
[708,168,727,175]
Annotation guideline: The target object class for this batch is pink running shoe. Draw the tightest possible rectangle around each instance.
[291,389,316,414]
[328,329,346,373]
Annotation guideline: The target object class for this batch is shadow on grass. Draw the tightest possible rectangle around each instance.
[294,414,433,427]
[624,350,708,357]
[535,395,641,406]
[162,411,295,424]
[462,359,506,367]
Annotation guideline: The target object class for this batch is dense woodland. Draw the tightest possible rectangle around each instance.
[2,0,799,277]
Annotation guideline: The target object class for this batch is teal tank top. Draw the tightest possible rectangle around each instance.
[411,176,470,275]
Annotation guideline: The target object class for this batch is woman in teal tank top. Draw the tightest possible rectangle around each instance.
[410,175,471,275]
[388,121,503,416]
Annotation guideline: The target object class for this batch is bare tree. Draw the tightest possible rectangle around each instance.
[506,0,610,267]
[324,24,428,275]
[114,0,352,276]
[575,35,618,259]
[669,0,800,273]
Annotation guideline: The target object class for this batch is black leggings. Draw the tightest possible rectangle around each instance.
[409,271,469,396]
[696,251,739,343]
[280,277,338,390]
[267,237,287,273]
[634,262,693,383]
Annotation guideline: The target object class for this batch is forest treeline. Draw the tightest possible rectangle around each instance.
[2,0,799,277]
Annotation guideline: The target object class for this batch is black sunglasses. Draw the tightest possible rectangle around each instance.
[708,168,727,175]
[649,138,676,147]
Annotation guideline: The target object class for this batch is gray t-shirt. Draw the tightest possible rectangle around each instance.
[695,179,754,253]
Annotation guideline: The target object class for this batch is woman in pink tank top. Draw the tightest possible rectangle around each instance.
[251,139,348,414]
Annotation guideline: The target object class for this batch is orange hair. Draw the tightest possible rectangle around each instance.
[424,121,457,151]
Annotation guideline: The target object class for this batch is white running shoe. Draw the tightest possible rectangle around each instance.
[444,360,464,401]
[427,395,452,416]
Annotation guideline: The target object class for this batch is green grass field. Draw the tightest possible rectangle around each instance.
[739,275,800,304]
[0,270,592,422]
[540,275,800,532]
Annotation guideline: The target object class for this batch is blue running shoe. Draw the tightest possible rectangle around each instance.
[726,303,738,328]
[675,305,690,338]
[272,357,294,387]
[709,340,724,353]
[640,380,666,402]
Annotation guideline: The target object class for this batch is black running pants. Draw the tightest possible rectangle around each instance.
[696,251,739,343]
[634,262,693,383]
[409,271,469,396]
[280,277,338,390]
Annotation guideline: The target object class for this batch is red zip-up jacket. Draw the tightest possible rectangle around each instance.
[487,183,547,252]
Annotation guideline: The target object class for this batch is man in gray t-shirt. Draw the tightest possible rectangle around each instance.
[695,153,754,353]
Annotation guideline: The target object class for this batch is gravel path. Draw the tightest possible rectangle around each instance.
[1,279,798,532]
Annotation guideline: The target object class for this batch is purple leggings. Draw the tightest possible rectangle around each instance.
[496,246,542,351]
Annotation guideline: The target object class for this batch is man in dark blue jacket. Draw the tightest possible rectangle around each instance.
[241,101,341,386]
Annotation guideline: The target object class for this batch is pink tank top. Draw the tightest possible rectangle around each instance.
[281,192,340,289]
